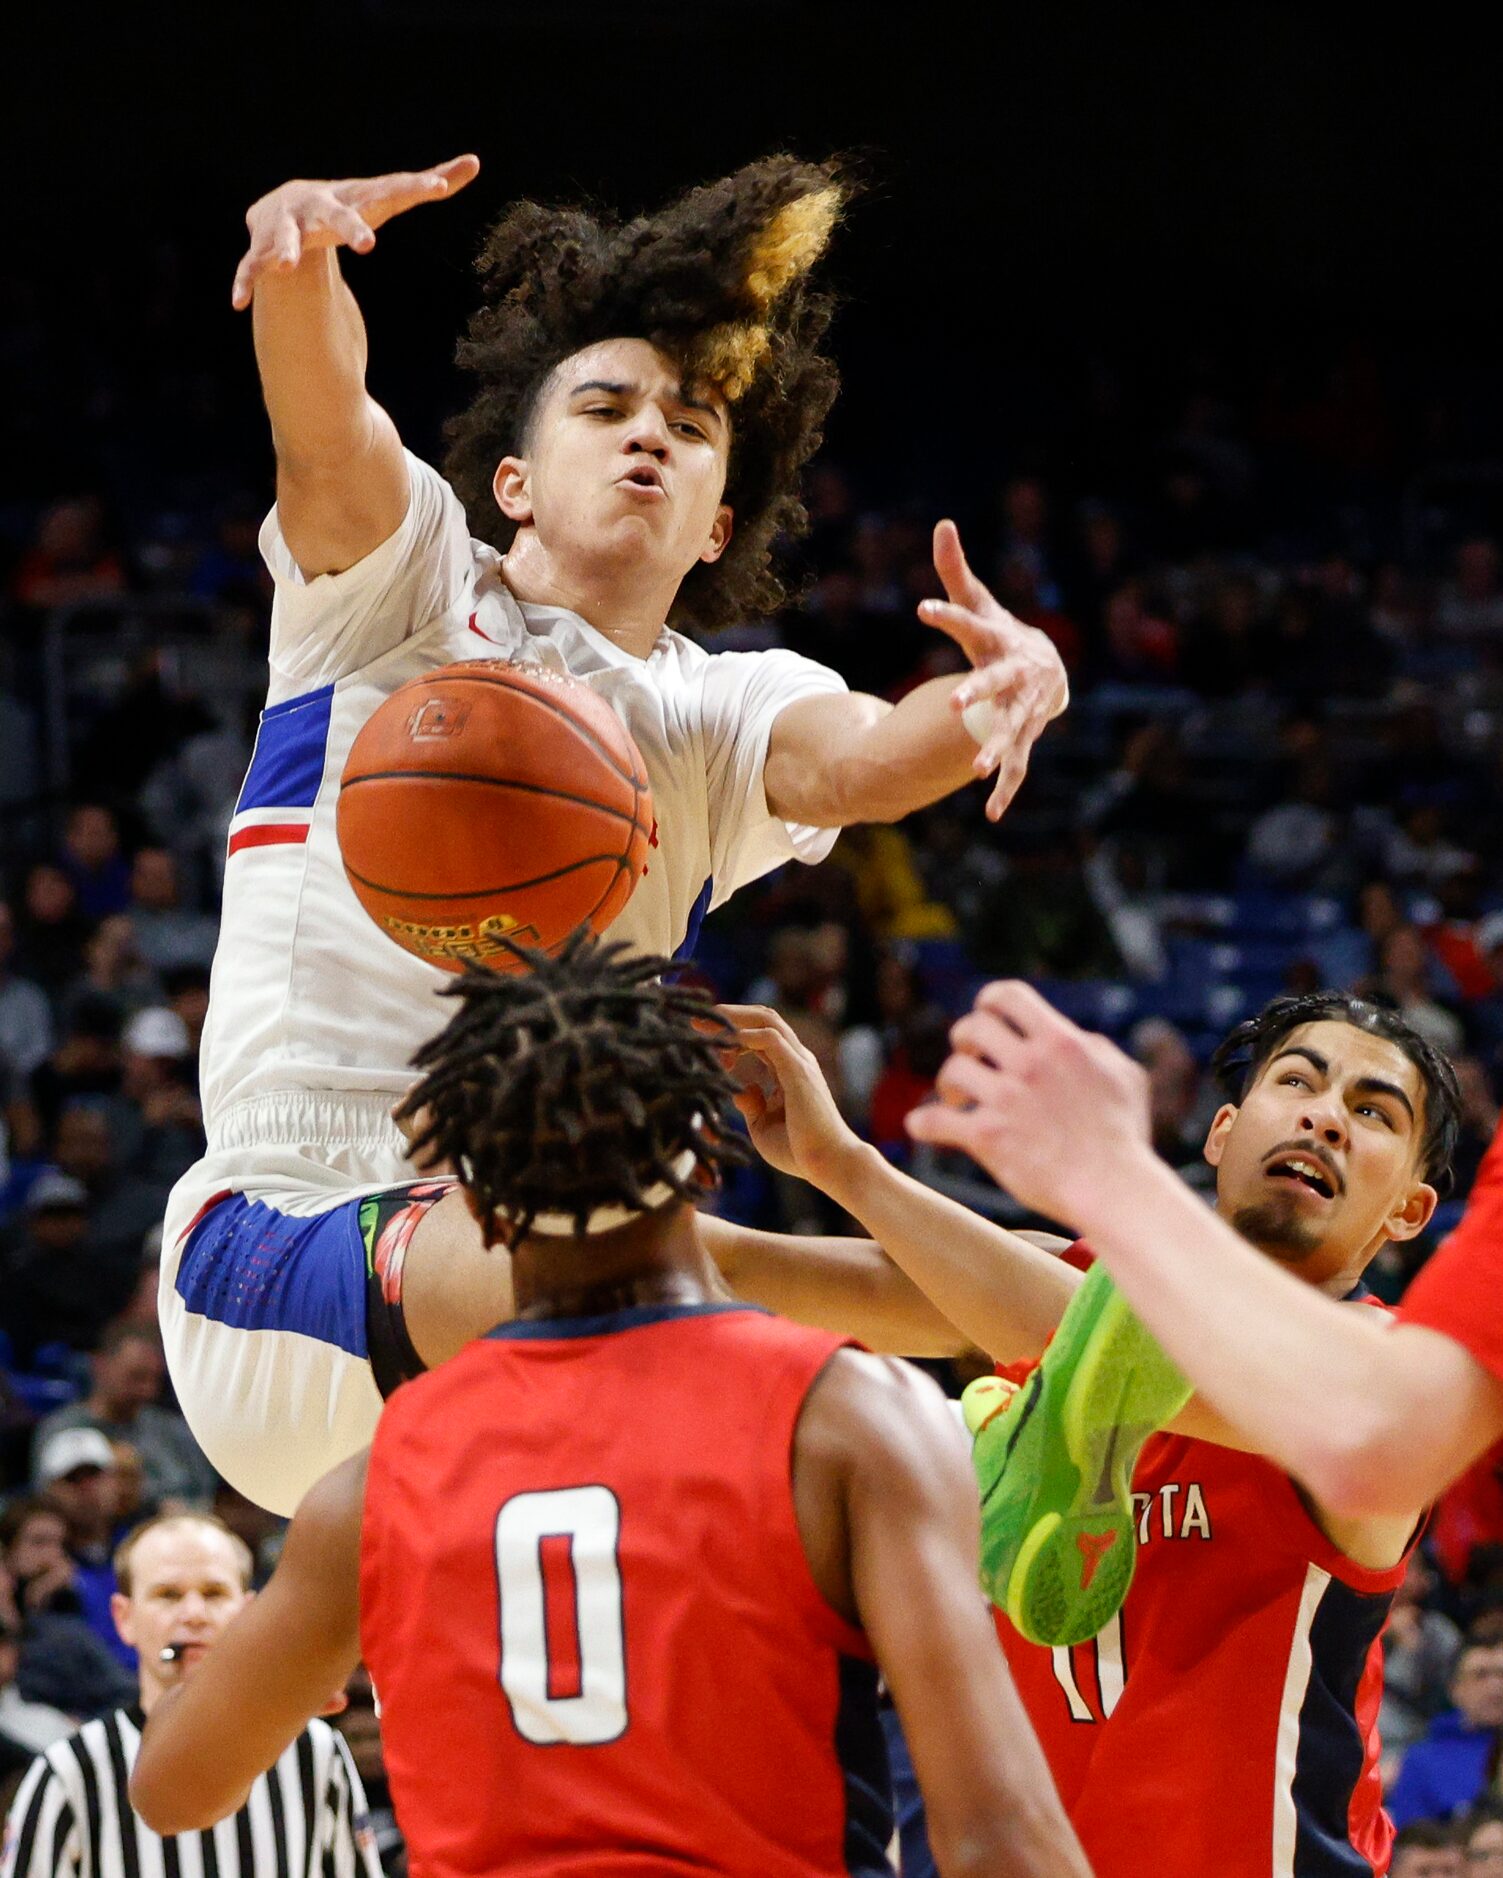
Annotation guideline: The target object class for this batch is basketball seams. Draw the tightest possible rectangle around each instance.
[341,769,645,827]
[425,668,649,791]
[345,851,643,901]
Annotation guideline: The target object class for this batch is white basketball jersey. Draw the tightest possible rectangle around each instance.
[195,453,845,1162]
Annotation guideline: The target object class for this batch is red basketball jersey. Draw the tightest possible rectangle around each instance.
[360,1302,890,1878]
[1402,1112,1503,1386]
[997,1263,1411,1878]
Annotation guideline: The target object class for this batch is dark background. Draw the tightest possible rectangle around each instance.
[13,1,1503,497]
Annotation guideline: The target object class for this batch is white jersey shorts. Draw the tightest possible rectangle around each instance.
[159,1093,427,1516]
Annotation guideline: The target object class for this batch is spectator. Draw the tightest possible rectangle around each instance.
[994,555,1084,674]
[0,1499,135,1717]
[31,1429,136,1671]
[0,1618,71,1757]
[10,868,89,1003]
[61,916,158,1029]
[1389,1641,1503,1828]
[1463,1798,1503,1871]
[1382,1552,1466,1770]
[31,1324,216,1513]
[910,804,1008,941]
[1128,1017,1210,1182]
[188,495,271,611]
[995,474,1062,608]
[1098,579,1179,684]
[1371,925,1466,1057]
[1449,1060,1502,1199]
[1082,840,1168,982]
[836,949,946,1128]
[161,962,211,1056]
[0,1172,117,1364]
[1384,803,1477,895]
[1436,537,1503,641]
[0,905,51,1086]
[125,849,217,975]
[25,1000,123,1149]
[1244,756,1353,894]
[74,654,219,804]
[869,1005,951,1155]
[119,1008,202,1186]
[1391,1820,1464,1877]
[9,498,126,612]
[138,698,257,898]
[29,1429,131,1668]
[969,837,1122,980]
[49,1102,170,1271]
[56,805,130,922]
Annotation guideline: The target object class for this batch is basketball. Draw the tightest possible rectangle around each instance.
[336,659,654,972]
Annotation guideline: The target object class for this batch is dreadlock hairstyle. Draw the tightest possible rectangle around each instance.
[443,155,847,635]
[396,928,750,1247]
[1209,991,1462,1190]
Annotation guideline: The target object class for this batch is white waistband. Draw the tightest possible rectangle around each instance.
[205,1090,410,1156]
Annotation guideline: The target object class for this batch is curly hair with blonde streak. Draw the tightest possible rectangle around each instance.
[443,157,847,635]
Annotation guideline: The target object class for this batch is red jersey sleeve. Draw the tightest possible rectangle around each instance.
[1399,1117,1503,1385]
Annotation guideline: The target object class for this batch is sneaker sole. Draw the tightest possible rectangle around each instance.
[966,1262,1192,1646]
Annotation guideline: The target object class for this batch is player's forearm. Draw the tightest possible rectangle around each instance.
[765,679,979,826]
[817,1140,1081,1361]
[702,1212,968,1354]
[131,1683,258,1832]
[252,250,380,467]
[1068,1146,1421,1511]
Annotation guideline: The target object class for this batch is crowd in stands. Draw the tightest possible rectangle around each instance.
[6,253,1503,1840]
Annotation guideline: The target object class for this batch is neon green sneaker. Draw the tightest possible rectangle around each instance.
[961,1261,1192,1647]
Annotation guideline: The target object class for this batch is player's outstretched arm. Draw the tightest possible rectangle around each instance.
[131,1454,366,1834]
[908,979,1503,1517]
[235,155,479,579]
[715,1004,1081,1360]
[763,522,1067,826]
[805,1353,1091,1878]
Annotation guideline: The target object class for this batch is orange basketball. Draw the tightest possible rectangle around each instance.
[337,660,653,972]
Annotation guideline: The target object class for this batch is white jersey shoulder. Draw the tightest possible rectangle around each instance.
[195,451,846,1170]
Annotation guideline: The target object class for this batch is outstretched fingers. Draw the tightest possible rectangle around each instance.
[931,518,989,610]
[232,211,300,310]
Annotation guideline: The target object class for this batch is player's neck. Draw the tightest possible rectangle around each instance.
[502,537,673,660]
[512,1205,725,1322]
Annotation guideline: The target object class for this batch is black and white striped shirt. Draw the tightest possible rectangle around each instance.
[1,1709,382,1878]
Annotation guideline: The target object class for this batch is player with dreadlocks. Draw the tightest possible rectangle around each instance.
[134,937,1090,1878]
[163,152,1068,1514]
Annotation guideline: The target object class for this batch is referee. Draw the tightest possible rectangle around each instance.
[1,1514,381,1878]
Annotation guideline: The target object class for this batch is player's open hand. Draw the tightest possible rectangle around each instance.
[905,980,1151,1220]
[718,1004,861,1190]
[231,154,481,310]
[919,521,1069,821]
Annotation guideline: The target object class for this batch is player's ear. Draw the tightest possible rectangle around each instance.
[699,504,733,566]
[109,1592,135,1648]
[1202,1103,1238,1169]
[1385,1179,1438,1244]
[493,458,533,526]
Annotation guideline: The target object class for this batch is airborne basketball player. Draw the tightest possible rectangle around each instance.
[163,153,1067,1512]
[133,937,1090,1878]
